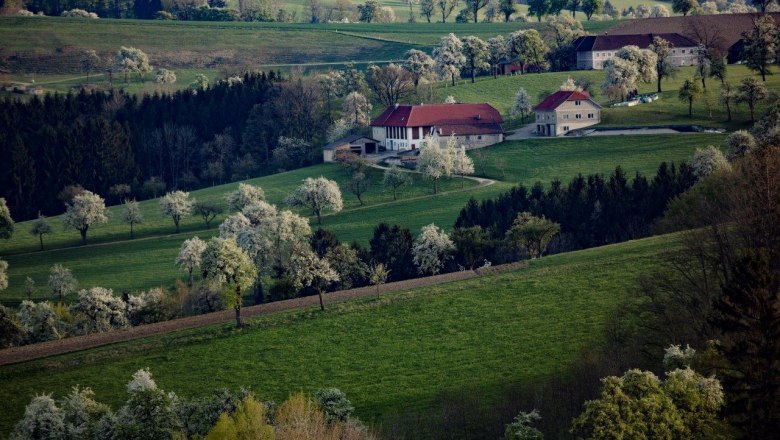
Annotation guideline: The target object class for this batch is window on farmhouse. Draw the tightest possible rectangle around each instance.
[588,113,594,119]
[575,114,582,119]
[575,100,581,106]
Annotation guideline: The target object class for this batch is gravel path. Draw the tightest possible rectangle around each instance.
[0,262,526,366]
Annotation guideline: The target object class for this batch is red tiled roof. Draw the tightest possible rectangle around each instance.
[436,123,503,136]
[533,90,595,112]
[370,103,502,127]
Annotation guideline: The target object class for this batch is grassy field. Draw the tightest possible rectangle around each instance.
[0,231,677,435]
[0,131,716,304]
[445,65,780,131]
[470,133,727,183]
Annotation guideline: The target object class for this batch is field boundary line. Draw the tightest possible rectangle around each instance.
[0,262,526,366]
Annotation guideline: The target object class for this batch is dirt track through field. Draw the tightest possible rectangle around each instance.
[0,262,525,367]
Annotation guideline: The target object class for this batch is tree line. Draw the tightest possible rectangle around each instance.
[0,70,345,221]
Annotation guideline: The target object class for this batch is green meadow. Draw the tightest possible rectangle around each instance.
[0,231,677,435]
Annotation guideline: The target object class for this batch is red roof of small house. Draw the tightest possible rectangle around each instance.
[533,90,598,112]
[370,103,503,127]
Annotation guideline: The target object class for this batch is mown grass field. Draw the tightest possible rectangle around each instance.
[446,65,780,131]
[470,133,727,183]
[0,231,677,435]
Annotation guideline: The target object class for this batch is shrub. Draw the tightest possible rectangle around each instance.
[185,284,226,315]
[10,395,65,440]
[314,388,354,423]
[70,287,129,335]
[61,9,99,18]
[127,287,179,325]
[18,300,67,343]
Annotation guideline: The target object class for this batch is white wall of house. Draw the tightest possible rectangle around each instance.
[431,133,503,149]
[578,47,697,70]
[535,100,600,136]
[372,126,433,151]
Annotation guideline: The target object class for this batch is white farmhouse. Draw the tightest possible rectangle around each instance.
[369,103,504,151]
[533,90,601,137]
[572,33,698,70]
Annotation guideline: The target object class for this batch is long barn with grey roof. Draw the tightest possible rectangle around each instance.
[573,33,698,70]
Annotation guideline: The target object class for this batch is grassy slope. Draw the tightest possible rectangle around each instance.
[0,232,676,434]
[471,133,727,183]
[445,65,780,131]
[0,131,713,303]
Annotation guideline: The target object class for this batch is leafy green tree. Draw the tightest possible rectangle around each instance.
[507,212,560,259]
[678,79,701,117]
[204,395,273,440]
[383,165,411,200]
[461,36,490,83]
[369,223,415,281]
[358,0,382,22]
[193,201,223,228]
[420,0,435,21]
[499,0,515,21]
[526,0,550,21]
[736,76,768,123]
[465,0,489,22]
[671,0,698,15]
[314,388,354,423]
[189,74,209,92]
[29,215,52,251]
[741,15,778,80]
[581,0,602,19]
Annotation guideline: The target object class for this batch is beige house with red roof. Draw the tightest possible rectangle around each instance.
[572,33,698,70]
[534,90,601,137]
[369,103,504,151]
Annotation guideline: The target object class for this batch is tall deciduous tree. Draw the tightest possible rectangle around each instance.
[48,264,77,302]
[0,198,13,240]
[176,236,207,286]
[226,183,265,212]
[508,29,549,73]
[29,215,52,251]
[436,0,459,22]
[510,88,533,121]
[80,50,101,83]
[70,287,129,334]
[434,33,466,86]
[581,0,602,19]
[122,199,144,239]
[737,76,769,123]
[201,237,256,327]
[342,91,373,127]
[499,0,515,21]
[461,36,490,83]
[448,137,475,187]
[289,248,339,310]
[159,191,194,233]
[405,49,437,89]
[465,0,489,22]
[193,201,223,228]
[679,79,701,116]
[671,0,698,15]
[367,63,415,107]
[649,36,676,93]
[487,35,508,78]
[506,212,560,258]
[116,46,152,83]
[285,177,344,225]
[420,0,435,21]
[527,0,550,21]
[383,165,411,200]
[417,137,453,194]
[0,260,7,292]
[412,223,455,275]
[62,190,108,245]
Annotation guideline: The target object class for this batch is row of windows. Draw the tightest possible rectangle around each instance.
[385,126,430,140]
[562,113,596,120]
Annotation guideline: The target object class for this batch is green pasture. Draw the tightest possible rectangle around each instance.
[470,133,727,183]
[0,232,677,435]
[445,65,779,130]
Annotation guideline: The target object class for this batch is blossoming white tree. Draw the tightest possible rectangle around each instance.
[412,223,455,275]
[690,146,730,178]
[0,259,7,291]
[285,177,343,225]
[226,183,265,212]
[48,264,77,302]
[342,91,373,127]
[62,190,108,245]
[122,199,144,239]
[433,33,465,86]
[176,236,207,286]
[219,213,251,239]
[288,248,339,311]
[159,191,194,233]
[417,137,453,194]
[70,287,129,334]
[241,200,278,226]
[201,237,256,327]
[448,138,475,188]
[510,87,533,121]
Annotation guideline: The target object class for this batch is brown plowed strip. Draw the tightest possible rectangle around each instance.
[0,262,526,366]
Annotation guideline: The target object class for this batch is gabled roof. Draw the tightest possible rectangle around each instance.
[606,13,780,51]
[370,103,503,127]
[323,135,378,150]
[572,33,697,52]
[533,90,600,112]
